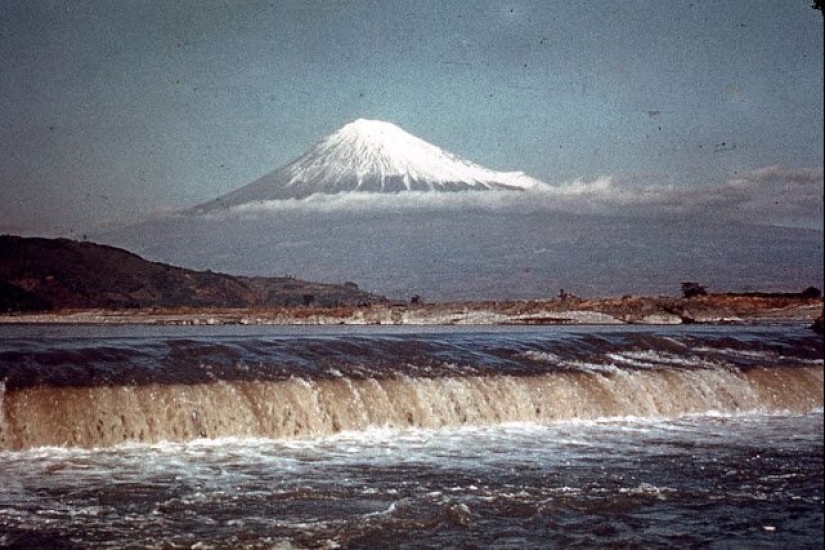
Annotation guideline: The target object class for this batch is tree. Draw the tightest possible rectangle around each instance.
[681,282,707,299]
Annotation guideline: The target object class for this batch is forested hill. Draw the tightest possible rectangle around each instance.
[0,235,385,312]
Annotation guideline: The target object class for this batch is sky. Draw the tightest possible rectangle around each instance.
[1,0,823,236]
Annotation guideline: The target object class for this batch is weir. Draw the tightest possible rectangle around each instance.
[1,366,822,450]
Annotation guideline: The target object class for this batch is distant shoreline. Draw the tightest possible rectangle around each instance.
[1,295,821,327]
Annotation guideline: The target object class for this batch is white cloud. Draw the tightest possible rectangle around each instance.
[201,165,823,229]
[531,165,824,227]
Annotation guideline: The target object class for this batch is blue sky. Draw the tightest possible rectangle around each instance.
[1,0,822,235]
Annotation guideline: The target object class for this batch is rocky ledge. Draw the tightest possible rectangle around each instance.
[1,294,820,326]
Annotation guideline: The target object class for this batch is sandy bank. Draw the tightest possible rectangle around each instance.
[1,295,821,326]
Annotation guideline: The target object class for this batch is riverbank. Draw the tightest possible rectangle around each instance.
[1,294,821,326]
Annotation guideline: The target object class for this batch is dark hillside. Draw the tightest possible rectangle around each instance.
[0,235,385,312]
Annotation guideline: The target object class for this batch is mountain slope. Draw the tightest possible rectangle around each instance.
[0,235,385,311]
[99,210,825,302]
[198,119,544,209]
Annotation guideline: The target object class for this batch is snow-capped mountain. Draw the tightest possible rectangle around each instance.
[99,118,823,302]
[199,119,545,209]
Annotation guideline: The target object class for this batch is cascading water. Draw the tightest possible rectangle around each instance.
[1,325,821,450]
[1,325,822,548]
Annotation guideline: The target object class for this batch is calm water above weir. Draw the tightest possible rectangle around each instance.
[0,324,822,548]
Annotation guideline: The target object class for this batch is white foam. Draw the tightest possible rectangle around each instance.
[520,350,562,364]
[562,360,626,376]
[609,350,708,368]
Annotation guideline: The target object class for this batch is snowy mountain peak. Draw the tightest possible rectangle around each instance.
[205,119,546,207]
[331,118,438,158]
[337,118,406,140]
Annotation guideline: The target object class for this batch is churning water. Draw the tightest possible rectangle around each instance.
[0,324,822,548]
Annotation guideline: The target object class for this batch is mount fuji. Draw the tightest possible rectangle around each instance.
[198,119,545,210]
[97,120,823,301]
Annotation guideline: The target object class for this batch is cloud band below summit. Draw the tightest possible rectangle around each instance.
[203,164,823,230]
